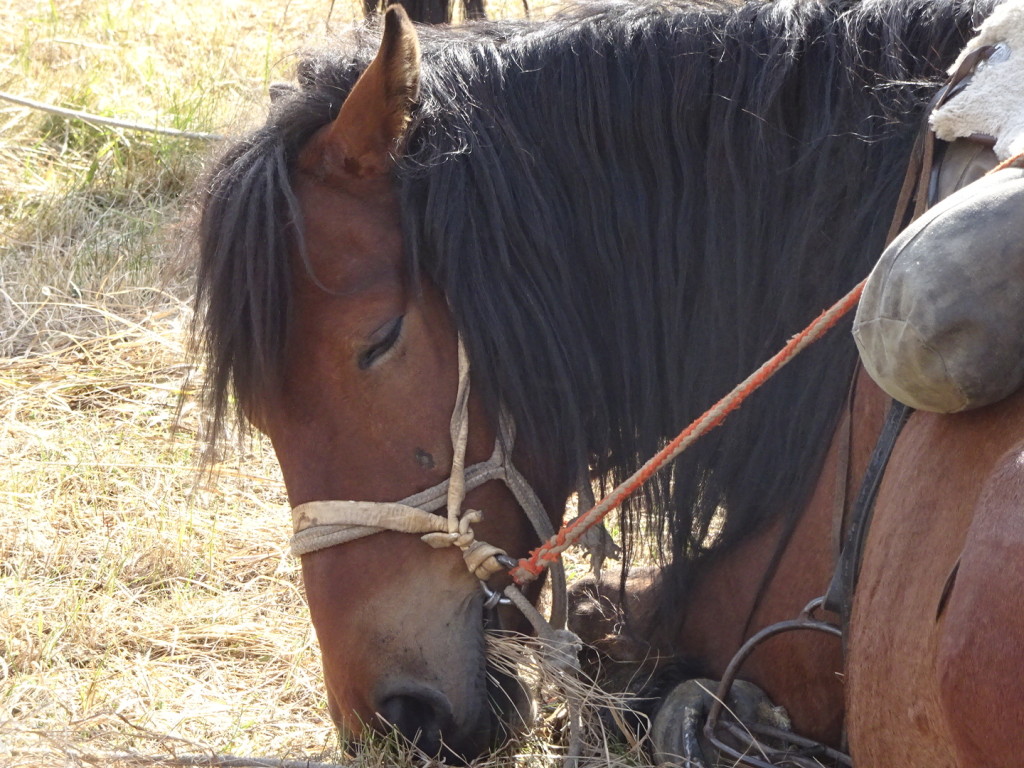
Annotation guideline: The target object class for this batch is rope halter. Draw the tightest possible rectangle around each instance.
[289,336,570,628]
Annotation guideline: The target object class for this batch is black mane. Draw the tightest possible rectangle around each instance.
[196,0,990,624]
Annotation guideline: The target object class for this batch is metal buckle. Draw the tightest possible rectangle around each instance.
[480,580,513,611]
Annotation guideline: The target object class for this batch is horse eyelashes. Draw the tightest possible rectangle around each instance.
[358,315,405,369]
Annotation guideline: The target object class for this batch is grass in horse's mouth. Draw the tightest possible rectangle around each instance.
[484,632,653,764]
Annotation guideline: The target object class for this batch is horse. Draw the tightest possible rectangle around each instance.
[192,0,1007,763]
[363,0,485,26]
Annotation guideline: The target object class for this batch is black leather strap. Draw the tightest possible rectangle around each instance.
[823,399,914,626]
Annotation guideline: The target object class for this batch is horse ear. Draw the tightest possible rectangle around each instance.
[303,5,420,180]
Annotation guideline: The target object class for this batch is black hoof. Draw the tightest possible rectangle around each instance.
[651,678,789,768]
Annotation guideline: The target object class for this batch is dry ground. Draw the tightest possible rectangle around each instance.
[0,1,651,766]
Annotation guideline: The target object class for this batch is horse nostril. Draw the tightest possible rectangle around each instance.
[376,685,453,753]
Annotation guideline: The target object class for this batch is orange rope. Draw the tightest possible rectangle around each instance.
[991,150,1024,173]
[510,278,867,584]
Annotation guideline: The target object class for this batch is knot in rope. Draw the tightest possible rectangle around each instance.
[421,508,483,550]
[420,510,509,580]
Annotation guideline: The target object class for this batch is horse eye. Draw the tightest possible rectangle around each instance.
[358,316,404,370]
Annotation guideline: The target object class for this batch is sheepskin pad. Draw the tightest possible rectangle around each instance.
[931,0,1024,161]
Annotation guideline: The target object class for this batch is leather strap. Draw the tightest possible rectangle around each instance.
[829,372,857,564]
[823,399,913,625]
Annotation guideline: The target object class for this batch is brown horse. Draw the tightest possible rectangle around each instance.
[193,0,1004,762]
[846,387,1024,767]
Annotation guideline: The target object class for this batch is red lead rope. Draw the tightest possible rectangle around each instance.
[509,278,868,585]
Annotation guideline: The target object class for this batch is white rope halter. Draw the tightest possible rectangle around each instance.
[289,336,570,628]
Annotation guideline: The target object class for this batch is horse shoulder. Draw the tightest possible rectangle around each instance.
[935,437,1024,767]
[849,389,1024,767]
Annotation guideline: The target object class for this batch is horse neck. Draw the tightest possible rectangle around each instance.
[663,368,889,742]
[677,367,891,666]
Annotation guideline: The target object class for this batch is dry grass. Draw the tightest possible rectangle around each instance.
[0,1,658,766]
[0,289,322,766]
[2,1,340,760]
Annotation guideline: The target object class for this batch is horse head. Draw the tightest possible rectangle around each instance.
[198,7,566,759]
